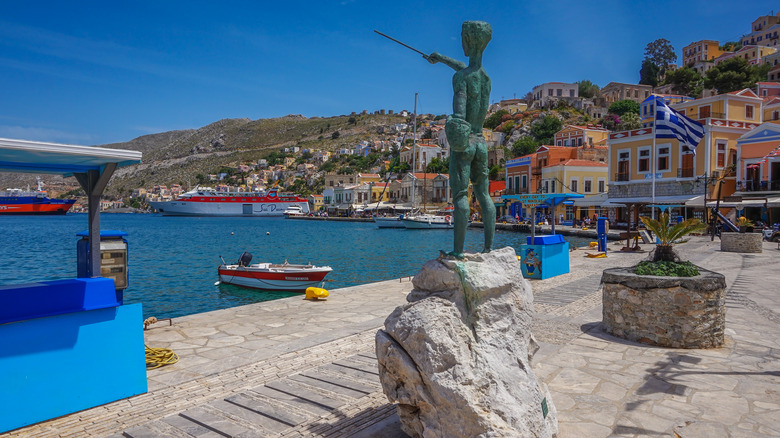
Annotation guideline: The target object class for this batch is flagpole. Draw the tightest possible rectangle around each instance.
[652,98,657,220]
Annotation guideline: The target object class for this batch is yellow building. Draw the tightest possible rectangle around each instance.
[369,182,392,203]
[607,89,763,224]
[763,96,780,121]
[540,159,608,223]
[682,40,726,66]
[308,194,324,211]
[356,173,381,184]
[496,98,528,114]
[554,125,609,147]
[715,45,778,66]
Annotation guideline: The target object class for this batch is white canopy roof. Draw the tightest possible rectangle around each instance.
[707,197,780,208]
[0,138,142,176]
[603,194,701,207]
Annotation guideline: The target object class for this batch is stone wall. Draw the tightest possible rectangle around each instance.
[601,267,726,349]
[721,232,763,253]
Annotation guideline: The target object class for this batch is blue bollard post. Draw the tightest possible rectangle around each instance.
[597,217,609,254]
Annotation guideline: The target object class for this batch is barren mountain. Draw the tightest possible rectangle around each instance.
[0,113,406,198]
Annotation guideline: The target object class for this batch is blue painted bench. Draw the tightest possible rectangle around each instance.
[0,278,147,433]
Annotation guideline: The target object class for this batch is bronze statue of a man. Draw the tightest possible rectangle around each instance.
[428,21,495,258]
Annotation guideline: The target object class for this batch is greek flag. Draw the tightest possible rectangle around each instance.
[655,98,704,155]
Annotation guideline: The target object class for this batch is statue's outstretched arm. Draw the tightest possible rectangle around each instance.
[427,52,466,71]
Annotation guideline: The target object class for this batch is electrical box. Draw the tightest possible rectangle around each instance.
[77,231,129,291]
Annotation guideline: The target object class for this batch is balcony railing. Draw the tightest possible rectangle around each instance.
[615,173,630,182]
[738,180,780,192]
[694,112,726,120]
[677,168,695,178]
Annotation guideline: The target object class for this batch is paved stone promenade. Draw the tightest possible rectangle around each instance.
[3,236,779,437]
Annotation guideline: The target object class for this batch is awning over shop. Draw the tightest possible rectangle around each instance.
[604,194,701,206]
[364,202,414,211]
[572,193,609,207]
[684,195,705,207]
[706,198,779,208]
[500,193,584,206]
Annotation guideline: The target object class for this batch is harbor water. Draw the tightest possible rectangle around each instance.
[0,214,593,319]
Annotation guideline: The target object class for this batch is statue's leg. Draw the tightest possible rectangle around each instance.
[471,139,495,252]
[449,150,472,258]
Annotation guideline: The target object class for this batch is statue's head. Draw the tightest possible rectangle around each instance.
[461,21,492,57]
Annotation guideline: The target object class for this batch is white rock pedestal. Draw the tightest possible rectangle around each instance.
[376,247,558,438]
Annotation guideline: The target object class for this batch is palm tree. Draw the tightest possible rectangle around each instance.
[640,212,707,262]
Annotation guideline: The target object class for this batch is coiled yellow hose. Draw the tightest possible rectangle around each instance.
[145,344,179,369]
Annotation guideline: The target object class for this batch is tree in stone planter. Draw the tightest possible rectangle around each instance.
[640,212,707,262]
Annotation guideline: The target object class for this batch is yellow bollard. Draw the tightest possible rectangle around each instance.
[305,287,329,300]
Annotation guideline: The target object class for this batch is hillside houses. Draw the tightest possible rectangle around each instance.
[126,8,780,225]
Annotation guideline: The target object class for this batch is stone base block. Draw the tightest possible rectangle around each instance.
[601,266,726,349]
[721,232,762,253]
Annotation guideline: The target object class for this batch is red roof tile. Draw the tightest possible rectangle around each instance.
[489,181,505,193]
[412,173,442,180]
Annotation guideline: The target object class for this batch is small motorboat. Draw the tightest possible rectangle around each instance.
[402,213,454,229]
[283,205,305,217]
[218,252,332,292]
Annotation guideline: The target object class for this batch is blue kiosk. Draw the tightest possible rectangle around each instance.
[500,193,583,280]
[0,138,146,433]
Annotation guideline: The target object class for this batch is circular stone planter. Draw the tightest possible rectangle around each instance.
[601,266,726,349]
[721,232,763,253]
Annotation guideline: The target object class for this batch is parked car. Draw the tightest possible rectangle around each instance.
[497,215,519,224]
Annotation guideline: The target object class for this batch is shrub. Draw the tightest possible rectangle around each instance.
[497,120,515,134]
[635,261,700,277]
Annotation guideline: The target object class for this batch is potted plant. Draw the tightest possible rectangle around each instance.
[639,212,707,264]
[601,212,726,349]
[722,216,763,253]
[736,216,754,233]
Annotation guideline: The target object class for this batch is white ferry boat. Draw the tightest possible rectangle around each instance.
[149,187,310,217]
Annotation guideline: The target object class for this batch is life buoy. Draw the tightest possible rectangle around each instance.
[445,215,452,222]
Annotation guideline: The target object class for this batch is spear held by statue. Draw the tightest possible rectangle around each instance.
[373,29,429,60]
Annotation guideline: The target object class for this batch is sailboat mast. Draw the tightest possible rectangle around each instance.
[412,92,418,208]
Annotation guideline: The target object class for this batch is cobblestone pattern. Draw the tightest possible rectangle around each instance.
[4,330,379,438]
[545,238,780,437]
[729,278,780,326]
[5,238,780,437]
[720,232,763,253]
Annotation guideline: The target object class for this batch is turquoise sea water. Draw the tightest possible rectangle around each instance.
[0,214,591,319]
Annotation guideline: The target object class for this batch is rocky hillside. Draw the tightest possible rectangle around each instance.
[0,113,407,197]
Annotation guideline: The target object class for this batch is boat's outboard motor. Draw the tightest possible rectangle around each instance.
[238,252,252,267]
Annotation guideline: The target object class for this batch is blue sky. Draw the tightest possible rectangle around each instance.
[0,1,777,145]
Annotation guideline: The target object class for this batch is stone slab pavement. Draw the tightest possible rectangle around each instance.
[3,236,780,437]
